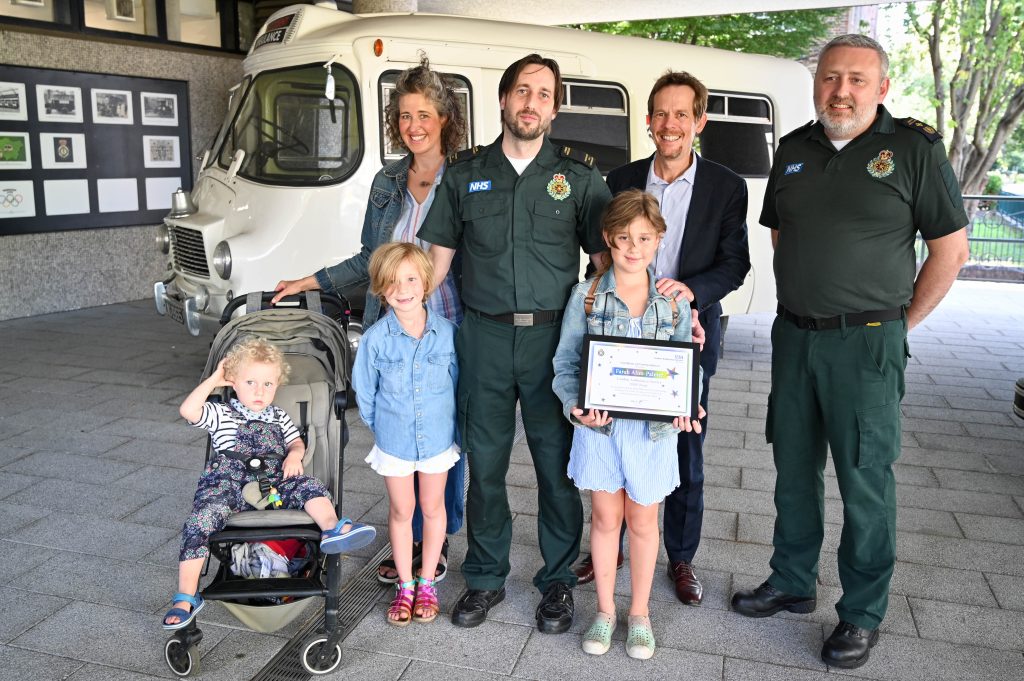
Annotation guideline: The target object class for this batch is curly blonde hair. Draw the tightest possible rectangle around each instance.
[223,336,290,385]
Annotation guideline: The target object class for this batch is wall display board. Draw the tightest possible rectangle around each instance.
[0,65,191,235]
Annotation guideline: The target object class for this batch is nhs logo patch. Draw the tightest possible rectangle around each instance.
[784,162,804,175]
[468,180,492,193]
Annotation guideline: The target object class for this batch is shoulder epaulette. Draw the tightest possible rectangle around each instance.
[559,145,596,168]
[779,120,814,143]
[898,117,942,143]
[448,146,480,165]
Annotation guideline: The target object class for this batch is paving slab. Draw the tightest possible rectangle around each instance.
[984,572,1024,611]
[0,645,84,681]
[65,665,170,680]
[0,499,48,539]
[8,478,159,520]
[397,659,507,681]
[9,551,177,614]
[907,597,1024,651]
[9,601,232,677]
[0,587,70,644]
[7,515,176,560]
[723,657,834,680]
[954,512,1024,544]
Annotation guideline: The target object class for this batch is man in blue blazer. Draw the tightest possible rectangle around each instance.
[574,71,751,605]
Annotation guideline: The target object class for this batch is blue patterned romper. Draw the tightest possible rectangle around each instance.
[178,400,332,561]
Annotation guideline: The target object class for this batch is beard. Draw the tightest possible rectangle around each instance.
[816,97,875,139]
[503,106,549,141]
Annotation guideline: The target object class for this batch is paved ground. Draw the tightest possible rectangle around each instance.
[0,279,1021,681]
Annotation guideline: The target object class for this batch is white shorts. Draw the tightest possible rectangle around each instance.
[364,443,460,477]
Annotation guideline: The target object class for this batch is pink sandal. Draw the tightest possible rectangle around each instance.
[413,575,439,623]
[387,579,416,627]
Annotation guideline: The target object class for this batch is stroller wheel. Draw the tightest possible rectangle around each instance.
[301,637,342,675]
[165,637,200,677]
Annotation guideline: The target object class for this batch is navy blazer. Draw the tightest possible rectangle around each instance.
[605,154,751,371]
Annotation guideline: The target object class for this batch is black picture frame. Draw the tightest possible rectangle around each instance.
[578,334,701,422]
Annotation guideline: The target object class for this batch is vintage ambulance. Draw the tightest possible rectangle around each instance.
[153,4,813,338]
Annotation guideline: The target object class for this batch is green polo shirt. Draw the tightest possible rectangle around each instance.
[417,135,611,315]
[761,105,967,318]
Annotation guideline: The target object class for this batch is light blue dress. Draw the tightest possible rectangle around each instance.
[566,317,681,506]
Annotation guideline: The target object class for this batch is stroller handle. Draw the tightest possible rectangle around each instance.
[220,291,351,326]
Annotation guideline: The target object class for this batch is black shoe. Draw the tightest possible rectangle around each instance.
[730,581,816,618]
[821,621,879,669]
[535,582,574,634]
[451,587,505,628]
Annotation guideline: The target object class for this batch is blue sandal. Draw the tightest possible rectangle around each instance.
[320,517,376,554]
[162,592,205,630]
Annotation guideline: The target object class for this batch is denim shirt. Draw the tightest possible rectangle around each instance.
[551,269,703,442]
[352,308,458,460]
[314,155,461,327]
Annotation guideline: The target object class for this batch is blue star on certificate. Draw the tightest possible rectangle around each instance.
[668,367,678,378]
[672,390,678,397]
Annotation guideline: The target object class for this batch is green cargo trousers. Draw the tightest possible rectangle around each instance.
[766,313,908,630]
[455,310,583,592]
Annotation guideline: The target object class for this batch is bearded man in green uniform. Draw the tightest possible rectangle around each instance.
[418,54,611,633]
[730,34,969,668]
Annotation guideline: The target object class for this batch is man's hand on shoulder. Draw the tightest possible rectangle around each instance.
[656,278,695,303]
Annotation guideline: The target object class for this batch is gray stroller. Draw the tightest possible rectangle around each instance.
[164,292,356,677]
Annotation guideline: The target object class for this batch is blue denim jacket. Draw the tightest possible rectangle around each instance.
[315,156,410,327]
[551,269,703,442]
[352,308,458,460]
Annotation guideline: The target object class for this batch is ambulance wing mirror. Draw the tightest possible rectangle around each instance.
[226,149,245,178]
[323,54,341,123]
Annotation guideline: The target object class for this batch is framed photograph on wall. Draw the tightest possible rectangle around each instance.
[0,131,32,169]
[143,135,180,168]
[0,82,29,121]
[91,88,133,124]
[141,92,178,126]
[105,0,136,21]
[0,181,36,219]
[36,84,84,123]
[39,133,87,169]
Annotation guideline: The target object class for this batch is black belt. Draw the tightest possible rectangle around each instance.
[473,308,562,326]
[778,304,903,330]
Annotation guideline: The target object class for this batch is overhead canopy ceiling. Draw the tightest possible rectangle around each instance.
[348,0,907,25]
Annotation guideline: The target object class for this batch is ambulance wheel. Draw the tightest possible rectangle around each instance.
[301,637,342,674]
[165,637,200,677]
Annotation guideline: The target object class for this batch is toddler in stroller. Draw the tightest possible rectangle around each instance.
[163,336,375,631]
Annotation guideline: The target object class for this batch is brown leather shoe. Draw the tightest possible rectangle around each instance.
[668,560,703,605]
[573,551,625,585]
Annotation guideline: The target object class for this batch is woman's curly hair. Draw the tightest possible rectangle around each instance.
[384,54,468,156]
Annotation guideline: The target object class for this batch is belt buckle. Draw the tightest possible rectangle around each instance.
[513,313,534,327]
[805,318,818,330]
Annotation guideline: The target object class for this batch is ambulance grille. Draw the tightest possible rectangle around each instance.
[169,226,210,278]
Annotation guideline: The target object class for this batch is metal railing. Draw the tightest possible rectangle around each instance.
[915,193,1024,282]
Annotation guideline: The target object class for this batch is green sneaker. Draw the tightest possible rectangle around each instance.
[626,614,656,659]
[581,611,616,655]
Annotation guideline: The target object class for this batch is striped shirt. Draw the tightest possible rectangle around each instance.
[391,166,464,325]
[189,399,300,452]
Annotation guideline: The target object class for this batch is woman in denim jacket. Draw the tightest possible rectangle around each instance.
[552,190,704,660]
[274,56,466,583]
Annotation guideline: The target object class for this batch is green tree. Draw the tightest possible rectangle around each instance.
[569,9,841,60]
[905,0,1024,195]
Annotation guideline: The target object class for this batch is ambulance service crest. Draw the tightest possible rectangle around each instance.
[547,173,571,200]
[866,150,895,178]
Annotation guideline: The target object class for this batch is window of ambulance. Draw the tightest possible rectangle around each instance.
[378,70,474,164]
[204,77,250,169]
[697,92,774,178]
[550,80,630,175]
[216,63,362,185]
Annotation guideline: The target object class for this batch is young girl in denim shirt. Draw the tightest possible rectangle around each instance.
[352,242,459,627]
[552,189,705,659]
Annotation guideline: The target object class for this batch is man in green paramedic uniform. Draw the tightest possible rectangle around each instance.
[730,35,969,668]
[418,54,611,632]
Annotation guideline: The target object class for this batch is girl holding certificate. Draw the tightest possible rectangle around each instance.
[551,189,705,660]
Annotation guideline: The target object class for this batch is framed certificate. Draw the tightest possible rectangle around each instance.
[578,334,700,422]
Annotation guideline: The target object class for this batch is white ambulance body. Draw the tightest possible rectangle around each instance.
[154,4,813,336]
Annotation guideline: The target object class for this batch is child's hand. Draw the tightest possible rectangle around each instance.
[673,404,707,433]
[211,359,232,387]
[571,407,613,427]
[283,453,304,478]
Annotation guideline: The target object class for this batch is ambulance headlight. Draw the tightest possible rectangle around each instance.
[213,241,232,279]
[157,225,171,254]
